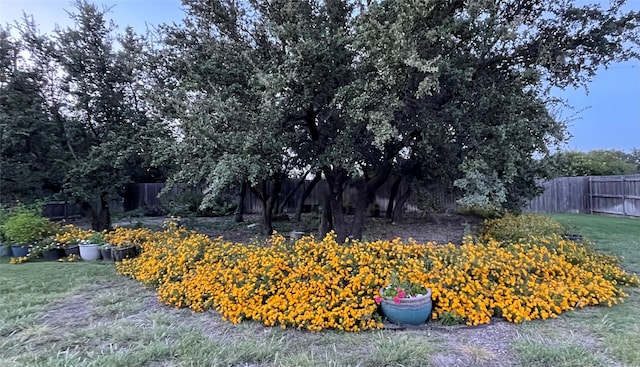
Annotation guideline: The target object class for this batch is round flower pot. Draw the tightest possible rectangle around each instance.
[290,231,305,240]
[112,246,138,262]
[10,245,30,258]
[379,288,433,326]
[100,247,114,261]
[79,244,101,261]
[42,248,64,261]
[64,246,81,257]
[562,234,583,242]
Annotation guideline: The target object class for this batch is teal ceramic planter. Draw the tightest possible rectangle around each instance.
[379,288,432,325]
[10,245,29,258]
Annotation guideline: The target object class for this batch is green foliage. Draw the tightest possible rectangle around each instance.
[457,205,505,219]
[480,214,567,243]
[160,190,236,217]
[546,150,639,177]
[0,28,68,203]
[9,4,173,229]
[87,232,106,245]
[438,311,466,326]
[0,208,56,245]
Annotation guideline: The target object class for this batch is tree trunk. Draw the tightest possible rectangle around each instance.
[234,181,246,223]
[277,173,308,214]
[263,196,274,235]
[350,166,392,240]
[80,192,111,231]
[319,191,332,238]
[323,167,349,242]
[351,184,370,241]
[98,191,111,231]
[293,172,321,222]
[393,177,412,222]
[386,175,401,219]
[257,176,282,235]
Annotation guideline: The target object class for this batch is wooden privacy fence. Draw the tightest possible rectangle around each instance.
[525,174,640,217]
[125,180,456,215]
[525,177,590,214]
[589,175,640,217]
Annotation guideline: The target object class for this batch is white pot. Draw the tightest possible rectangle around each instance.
[290,231,305,240]
[79,244,101,261]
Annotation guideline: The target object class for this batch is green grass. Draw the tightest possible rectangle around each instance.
[0,260,438,367]
[511,214,640,367]
[1,213,639,366]
[550,213,640,272]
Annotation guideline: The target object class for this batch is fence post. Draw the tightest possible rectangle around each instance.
[622,176,627,217]
[588,177,593,215]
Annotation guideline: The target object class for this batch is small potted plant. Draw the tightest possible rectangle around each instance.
[79,232,105,261]
[104,228,142,262]
[54,225,93,257]
[31,237,65,261]
[110,242,139,262]
[0,209,56,258]
[100,243,115,261]
[0,232,9,258]
[375,278,433,326]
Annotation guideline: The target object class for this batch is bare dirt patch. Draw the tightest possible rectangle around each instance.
[112,212,483,245]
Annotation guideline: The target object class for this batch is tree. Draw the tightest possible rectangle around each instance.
[0,27,68,203]
[159,0,639,240]
[547,150,639,176]
[159,0,294,234]
[17,1,172,229]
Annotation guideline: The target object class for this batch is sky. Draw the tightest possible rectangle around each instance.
[0,0,638,153]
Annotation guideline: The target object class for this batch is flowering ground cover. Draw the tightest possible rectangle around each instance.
[110,217,638,331]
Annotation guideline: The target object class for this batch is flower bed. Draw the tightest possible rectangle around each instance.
[112,221,638,331]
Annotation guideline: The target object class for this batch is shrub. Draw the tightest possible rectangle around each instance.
[479,213,567,243]
[1,209,56,245]
[160,190,236,217]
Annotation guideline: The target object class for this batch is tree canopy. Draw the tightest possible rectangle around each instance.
[160,0,639,239]
[547,150,640,177]
[1,0,639,238]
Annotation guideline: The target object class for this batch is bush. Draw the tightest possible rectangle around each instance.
[161,190,235,217]
[479,213,567,243]
[0,209,57,245]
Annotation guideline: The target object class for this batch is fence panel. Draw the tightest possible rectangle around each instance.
[525,174,640,217]
[589,175,640,217]
[524,177,590,214]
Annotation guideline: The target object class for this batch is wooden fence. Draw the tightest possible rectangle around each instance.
[524,177,590,214]
[589,175,640,217]
[525,174,640,217]
[125,179,457,215]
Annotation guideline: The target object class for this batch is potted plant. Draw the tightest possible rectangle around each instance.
[0,233,9,258]
[104,228,142,262]
[100,243,115,261]
[29,237,65,261]
[0,209,56,258]
[0,205,10,257]
[79,232,104,261]
[110,242,139,262]
[54,225,93,257]
[375,279,433,326]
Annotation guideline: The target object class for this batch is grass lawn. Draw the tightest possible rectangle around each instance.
[1,214,639,367]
